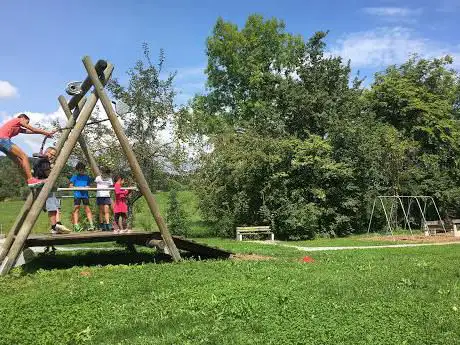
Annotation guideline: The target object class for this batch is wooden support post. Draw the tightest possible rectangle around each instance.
[0,64,113,276]
[82,56,182,262]
[0,192,35,263]
[59,96,101,176]
[0,98,88,264]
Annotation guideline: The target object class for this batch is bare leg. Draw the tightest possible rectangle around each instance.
[85,205,93,224]
[99,205,104,224]
[104,205,110,224]
[72,205,80,224]
[48,211,57,226]
[8,144,33,180]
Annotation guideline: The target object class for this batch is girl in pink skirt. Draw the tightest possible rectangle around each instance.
[113,174,131,233]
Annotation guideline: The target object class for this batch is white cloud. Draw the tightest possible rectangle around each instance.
[363,7,422,17]
[330,27,460,69]
[0,81,19,99]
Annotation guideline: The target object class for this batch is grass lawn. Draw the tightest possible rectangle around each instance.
[1,241,460,344]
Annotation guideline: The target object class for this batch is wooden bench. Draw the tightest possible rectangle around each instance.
[236,226,274,241]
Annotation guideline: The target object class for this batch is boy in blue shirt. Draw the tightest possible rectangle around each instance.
[69,162,94,231]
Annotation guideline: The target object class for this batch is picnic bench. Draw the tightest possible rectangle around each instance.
[423,220,449,236]
[236,226,274,241]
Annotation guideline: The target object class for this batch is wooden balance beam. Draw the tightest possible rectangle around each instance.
[57,187,138,192]
[23,231,232,259]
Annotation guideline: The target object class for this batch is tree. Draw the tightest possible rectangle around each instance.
[65,44,184,226]
[167,187,189,236]
[187,15,363,238]
[364,55,460,218]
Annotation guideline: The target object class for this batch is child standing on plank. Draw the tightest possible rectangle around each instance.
[95,166,113,231]
[0,114,55,187]
[33,147,71,234]
[69,162,94,231]
[113,174,130,233]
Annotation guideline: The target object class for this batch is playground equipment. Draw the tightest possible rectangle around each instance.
[367,195,446,236]
[0,57,231,275]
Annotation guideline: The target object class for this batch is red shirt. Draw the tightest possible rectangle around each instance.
[0,118,25,139]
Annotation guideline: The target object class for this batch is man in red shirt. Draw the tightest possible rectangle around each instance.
[0,113,55,187]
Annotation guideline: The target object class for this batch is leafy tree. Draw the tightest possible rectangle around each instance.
[71,44,185,226]
[188,15,363,238]
[365,55,460,218]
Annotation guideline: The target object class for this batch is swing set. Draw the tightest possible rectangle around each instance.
[367,195,448,236]
[0,57,231,275]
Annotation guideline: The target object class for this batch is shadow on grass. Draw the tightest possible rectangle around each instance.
[21,249,206,274]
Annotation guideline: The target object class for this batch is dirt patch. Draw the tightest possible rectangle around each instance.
[230,253,274,261]
[369,235,460,244]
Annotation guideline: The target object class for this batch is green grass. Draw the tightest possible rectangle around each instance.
[1,242,460,344]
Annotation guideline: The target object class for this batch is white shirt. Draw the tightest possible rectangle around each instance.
[95,175,113,198]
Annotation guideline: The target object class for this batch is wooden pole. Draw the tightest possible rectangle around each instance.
[0,193,35,263]
[59,96,101,176]
[0,98,88,264]
[57,187,137,191]
[82,56,182,262]
[0,64,113,275]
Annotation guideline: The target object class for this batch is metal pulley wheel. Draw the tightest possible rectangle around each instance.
[65,81,83,96]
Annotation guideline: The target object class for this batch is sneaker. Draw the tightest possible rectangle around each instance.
[87,225,95,231]
[27,177,46,188]
[55,224,71,234]
[73,224,83,232]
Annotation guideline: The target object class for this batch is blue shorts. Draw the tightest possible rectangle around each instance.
[96,197,112,205]
[74,198,90,206]
[0,138,13,154]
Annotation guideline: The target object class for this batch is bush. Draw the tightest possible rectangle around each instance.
[167,188,190,236]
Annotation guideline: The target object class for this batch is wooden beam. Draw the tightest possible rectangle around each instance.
[0,64,114,276]
[0,192,36,263]
[82,56,182,262]
[57,187,137,191]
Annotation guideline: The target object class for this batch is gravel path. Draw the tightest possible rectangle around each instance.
[256,240,460,252]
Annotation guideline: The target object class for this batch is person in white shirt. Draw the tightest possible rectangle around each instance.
[95,166,113,231]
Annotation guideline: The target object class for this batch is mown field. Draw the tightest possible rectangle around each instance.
[0,241,459,345]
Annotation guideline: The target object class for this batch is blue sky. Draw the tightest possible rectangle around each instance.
[0,0,459,153]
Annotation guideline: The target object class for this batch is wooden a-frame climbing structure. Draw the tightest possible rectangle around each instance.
[0,56,187,275]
